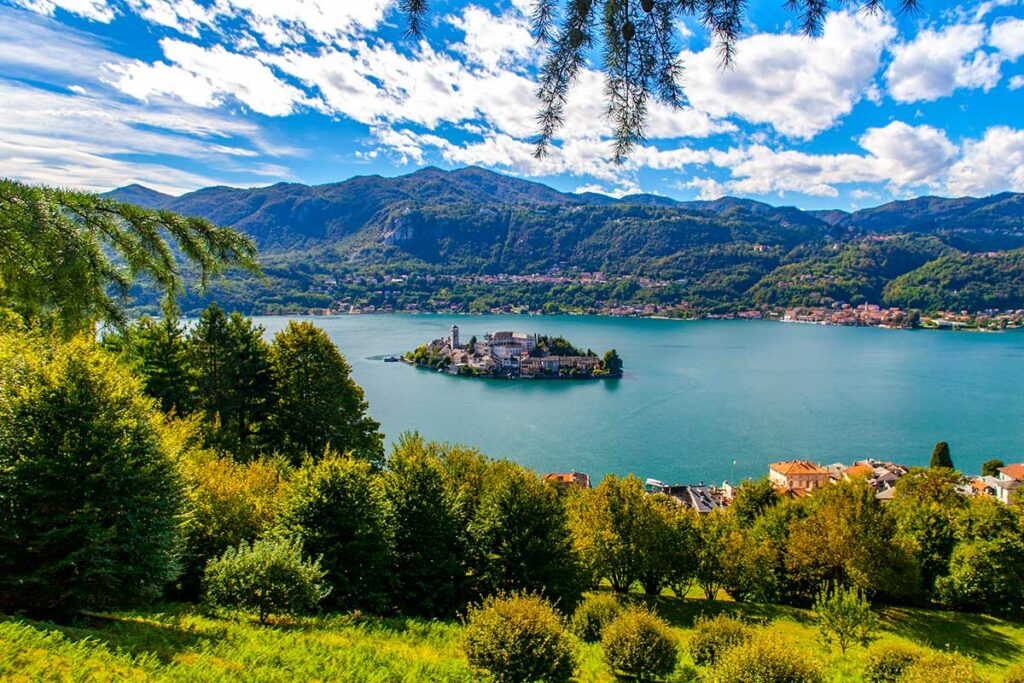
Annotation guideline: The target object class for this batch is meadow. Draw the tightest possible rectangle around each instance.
[3,589,1023,682]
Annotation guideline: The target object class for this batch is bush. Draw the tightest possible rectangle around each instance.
[601,607,679,681]
[463,593,578,683]
[204,536,329,624]
[898,651,982,683]
[813,581,877,654]
[0,332,184,613]
[862,642,924,683]
[705,633,823,683]
[688,614,753,667]
[571,594,623,642]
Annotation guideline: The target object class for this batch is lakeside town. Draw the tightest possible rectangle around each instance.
[403,325,623,379]
[294,271,1024,332]
[545,454,1024,513]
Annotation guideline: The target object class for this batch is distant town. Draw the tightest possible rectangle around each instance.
[402,325,623,379]
[544,456,1024,512]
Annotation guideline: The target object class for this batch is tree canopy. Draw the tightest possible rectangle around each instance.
[400,0,920,162]
[0,180,257,335]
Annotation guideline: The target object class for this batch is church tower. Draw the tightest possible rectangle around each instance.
[451,324,460,349]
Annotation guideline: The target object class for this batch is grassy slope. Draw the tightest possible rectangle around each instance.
[3,591,1023,682]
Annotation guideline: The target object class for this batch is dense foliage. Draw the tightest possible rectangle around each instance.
[687,615,753,667]
[705,632,823,683]
[601,607,679,680]
[0,331,183,613]
[462,593,578,683]
[570,594,622,642]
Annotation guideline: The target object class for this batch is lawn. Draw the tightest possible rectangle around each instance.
[2,591,1023,681]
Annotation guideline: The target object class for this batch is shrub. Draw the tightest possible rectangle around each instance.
[0,332,184,613]
[601,607,679,681]
[898,651,982,683]
[862,642,924,683]
[204,536,329,624]
[688,614,753,667]
[813,581,877,654]
[463,593,578,683]
[705,633,823,683]
[571,593,623,642]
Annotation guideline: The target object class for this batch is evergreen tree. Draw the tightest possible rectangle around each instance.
[601,349,624,376]
[104,306,193,415]
[188,304,275,458]
[268,321,382,466]
[468,462,585,610]
[277,453,392,612]
[0,331,184,613]
[930,441,954,469]
[982,459,1004,478]
[384,434,466,617]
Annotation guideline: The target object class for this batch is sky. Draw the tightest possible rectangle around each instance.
[0,0,1022,209]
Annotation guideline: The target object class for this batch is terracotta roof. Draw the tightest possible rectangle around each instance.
[770,460,828,476]
[845,464,874,479]
[999,463,1024,481]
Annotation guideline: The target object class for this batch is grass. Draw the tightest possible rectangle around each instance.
[3,591,1024,682]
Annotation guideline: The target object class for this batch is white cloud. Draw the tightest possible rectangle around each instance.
[11,0,114,22]
[989,17,1024,60]
[886,22,1001,102]
[107,38,312,116]
[448,5,535,72]
[946,126,1024,195]
[680,177,727,200]
[679,11,896,139]
[858,121,958,186]
[1010,74,1024,88]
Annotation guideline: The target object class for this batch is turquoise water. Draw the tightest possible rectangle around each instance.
[256,315,1024,484]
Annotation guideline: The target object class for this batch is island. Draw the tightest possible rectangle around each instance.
[404,325,623,379]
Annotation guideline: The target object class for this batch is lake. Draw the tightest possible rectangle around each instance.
[256,315,1024,484]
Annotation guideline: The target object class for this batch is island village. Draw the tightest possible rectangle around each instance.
[403,325,622,379]
[543,456,1024,513]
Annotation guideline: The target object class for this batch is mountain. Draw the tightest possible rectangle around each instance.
[104,167,1024,316]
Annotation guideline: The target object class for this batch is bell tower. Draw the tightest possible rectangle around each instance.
[451,324,460,349]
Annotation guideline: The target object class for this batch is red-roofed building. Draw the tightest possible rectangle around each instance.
[996,463,1024,504]
[769,460,830,492]
[543,471,591,490]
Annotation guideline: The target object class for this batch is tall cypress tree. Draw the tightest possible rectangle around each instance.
[930,441,954,469]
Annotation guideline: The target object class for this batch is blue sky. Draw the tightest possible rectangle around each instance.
[0,0,1022,209]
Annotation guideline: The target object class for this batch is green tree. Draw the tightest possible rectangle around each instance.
[384,434,466,617]
[468,463,584,610]
[0,180,256,335]
[601,607,679,680]
[930,441,954,469]
[268,321,382,465]
[888,468,966,590]
[696,510,736,601]
[103,306,193,415]
[813,582,878,655]
[277,453,392,612]
[982,459,1004,478]
[567,474,649,593]
[203,536,329,624]
[0,331,184,613]
[188,304,275,458]
[731,478,781,528]
[600,349,624,376]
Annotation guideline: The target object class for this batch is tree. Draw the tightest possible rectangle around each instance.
[601,349,624,376]
[277,453,392,612]
[888,468,965,590]
[399,0,919,162]
[268,321,383,466]
[601,607,679,680]
[696,510,736,600]
[813,582,878,655]
[102,306,194,415]
[0,180,256,335]
[384,433,466,617]
[935,536,1024,618]
[731,478,781,528]
[930,441,954,469]
[188,304,275,458]
[0,331,184,613]
[982,459,1005,478]
[468,462,585,610]
[203,537,329,624]
[566,474,649,593]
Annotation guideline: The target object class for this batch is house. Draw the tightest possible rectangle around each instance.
[768,460,830,492]
[996,463,1024,504]
[970,476,1000,498]
[544,471,591,490]
[645,479,724,514]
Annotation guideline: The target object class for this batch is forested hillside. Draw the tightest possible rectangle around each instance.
[106,167,1024,316]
